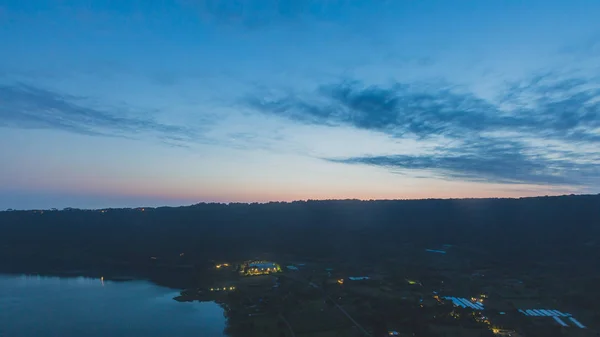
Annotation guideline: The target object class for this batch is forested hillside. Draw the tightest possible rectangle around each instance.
[1,195,599,277]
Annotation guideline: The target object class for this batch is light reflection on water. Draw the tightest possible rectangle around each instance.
[0,274,226,337]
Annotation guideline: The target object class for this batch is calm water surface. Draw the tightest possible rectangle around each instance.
[0,274,226,337]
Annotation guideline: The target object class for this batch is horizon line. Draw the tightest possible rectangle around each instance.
[3,193,598,212]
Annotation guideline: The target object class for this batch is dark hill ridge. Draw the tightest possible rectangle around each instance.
[1,195,599,280]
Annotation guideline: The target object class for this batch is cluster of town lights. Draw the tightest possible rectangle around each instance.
[246,267,277,275]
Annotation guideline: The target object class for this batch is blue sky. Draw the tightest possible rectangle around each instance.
[1,0,599,209]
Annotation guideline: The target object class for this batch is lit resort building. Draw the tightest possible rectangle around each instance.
[241,260,281,276]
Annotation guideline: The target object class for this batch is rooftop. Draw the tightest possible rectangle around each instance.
[249,262,278,269]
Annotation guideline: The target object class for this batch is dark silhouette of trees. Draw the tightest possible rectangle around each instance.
[0,195,598,281]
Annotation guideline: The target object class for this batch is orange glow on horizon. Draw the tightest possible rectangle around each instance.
[12,173,580,208]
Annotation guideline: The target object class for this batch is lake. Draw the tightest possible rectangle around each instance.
[0,274,226,337]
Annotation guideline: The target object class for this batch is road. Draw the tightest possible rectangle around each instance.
[278,313,296,337]
[309,281,373,337]
[281,274,372,336]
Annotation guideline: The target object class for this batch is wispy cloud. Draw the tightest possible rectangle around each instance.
[245,81,511,139]
[245,73,600,185]
[330,138,600,186]
[499,74,600,142]
[0,83,199,145]
[246,75,600,140]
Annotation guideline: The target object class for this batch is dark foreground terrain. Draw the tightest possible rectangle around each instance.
[1,195,599,336]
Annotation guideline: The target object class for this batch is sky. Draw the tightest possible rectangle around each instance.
[1,0,600,209]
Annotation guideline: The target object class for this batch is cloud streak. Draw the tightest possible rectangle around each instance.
[245,73,600,186]
[0,83,198,145]
[330,138,600,186]
[247,75,600,140]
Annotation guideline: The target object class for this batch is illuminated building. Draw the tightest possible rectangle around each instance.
[241,261,281,276]
[443,296,484,310]
[518,309,587,329]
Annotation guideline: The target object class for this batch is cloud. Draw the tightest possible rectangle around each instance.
[0,83,198,144]
[245,81,511,138]
[247,75,600,140]
[331,137,600,186]
[499,74,600,140]
[245,73,600,185]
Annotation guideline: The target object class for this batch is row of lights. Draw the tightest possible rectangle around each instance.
[246,267,279,275]
[210,286,235,292]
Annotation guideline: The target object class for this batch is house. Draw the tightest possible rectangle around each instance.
[241,260,281,276]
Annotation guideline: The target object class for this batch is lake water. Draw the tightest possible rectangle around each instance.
[0,274,226,337]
